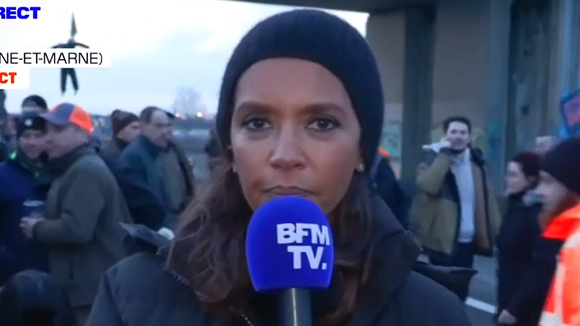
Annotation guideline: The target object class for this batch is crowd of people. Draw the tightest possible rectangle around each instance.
[0,8,578,326]
[0,96,197,324]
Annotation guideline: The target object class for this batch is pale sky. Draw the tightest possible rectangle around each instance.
[1,0,367,115]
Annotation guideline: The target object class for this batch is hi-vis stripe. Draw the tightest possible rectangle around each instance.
[540,264,567,326]
[540,312,570,326]
[564,230,580,248]
[539,230,580,326]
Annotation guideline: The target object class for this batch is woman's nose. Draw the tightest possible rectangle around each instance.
[270,129,305,170]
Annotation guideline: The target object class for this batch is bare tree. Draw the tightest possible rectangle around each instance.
[172,87,207,118]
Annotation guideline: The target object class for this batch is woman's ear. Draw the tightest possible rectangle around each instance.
[355,153,364,173]
[227,145,237,172]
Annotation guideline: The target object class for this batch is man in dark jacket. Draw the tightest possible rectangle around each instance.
[19,103,132,323]
[119,106,195,229]
[0,114,49,285]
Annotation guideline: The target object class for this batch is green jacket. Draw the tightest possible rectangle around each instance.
[409,148,501,260]
[34,146,132,306]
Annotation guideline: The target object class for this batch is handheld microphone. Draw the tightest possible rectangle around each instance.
[246,196,334,326]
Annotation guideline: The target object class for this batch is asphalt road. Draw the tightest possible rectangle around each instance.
[466,255,496,326]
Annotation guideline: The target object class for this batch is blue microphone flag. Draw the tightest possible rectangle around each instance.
[246,196,334,292]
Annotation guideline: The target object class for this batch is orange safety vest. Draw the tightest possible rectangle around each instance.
[539,204,580,326]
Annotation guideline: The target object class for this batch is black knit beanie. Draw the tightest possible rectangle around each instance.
[541,137,580,195]
[21,95,48,112]
[215,9,384,171]
[16,114,45,138]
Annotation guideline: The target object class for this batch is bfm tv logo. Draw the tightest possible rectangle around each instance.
[277,223,330,270]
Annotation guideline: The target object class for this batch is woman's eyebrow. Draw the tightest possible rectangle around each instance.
[234,101,274,116]
[234,101,347,118]
[301,102,346,117]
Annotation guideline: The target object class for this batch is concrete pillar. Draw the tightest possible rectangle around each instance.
[572,1,580,88]
[504,0,580,154]
[366,6,435,180]
[431,0,511,189]
[547,0,580,131]
[506,1,550,154]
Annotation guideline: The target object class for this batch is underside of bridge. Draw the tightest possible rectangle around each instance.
[232,0,433,13]
[230,0,546,13]
[225,0,580,190]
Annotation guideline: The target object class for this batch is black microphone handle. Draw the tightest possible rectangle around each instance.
[278,288,312,326]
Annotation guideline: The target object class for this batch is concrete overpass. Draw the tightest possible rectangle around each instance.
[230,0,580,188]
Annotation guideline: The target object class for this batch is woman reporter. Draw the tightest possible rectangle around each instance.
[85,9,469,326]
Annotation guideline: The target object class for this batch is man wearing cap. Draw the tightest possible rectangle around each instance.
[4,94,50,164]
[100,109,139,160]
[18,102,132,322]
[119,106,195,229]
[0,114,49,285]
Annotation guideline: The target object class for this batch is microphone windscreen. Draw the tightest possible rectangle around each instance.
[246,196,334,292]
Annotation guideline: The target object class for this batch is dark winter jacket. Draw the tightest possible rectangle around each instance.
[100,137,129,161]
[85,197,470,326]
[371,156,410,229]
[119,136,195,227]
[102,158,165,231]
[496,191,560,326]
[0,154,49,285]
[34,146,131,307]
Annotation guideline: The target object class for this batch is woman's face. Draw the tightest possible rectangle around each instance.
[504,161,531,195]
[536,171,568,213]
[230,58,362,213]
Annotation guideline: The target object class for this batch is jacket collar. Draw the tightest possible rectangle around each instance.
[8,150,45,176]
[114,137,130,151]
[48,144,95,176]
[136,135,165,158]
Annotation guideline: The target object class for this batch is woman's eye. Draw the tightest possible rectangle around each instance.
[242,118,271,130]
[307,118,340,131]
